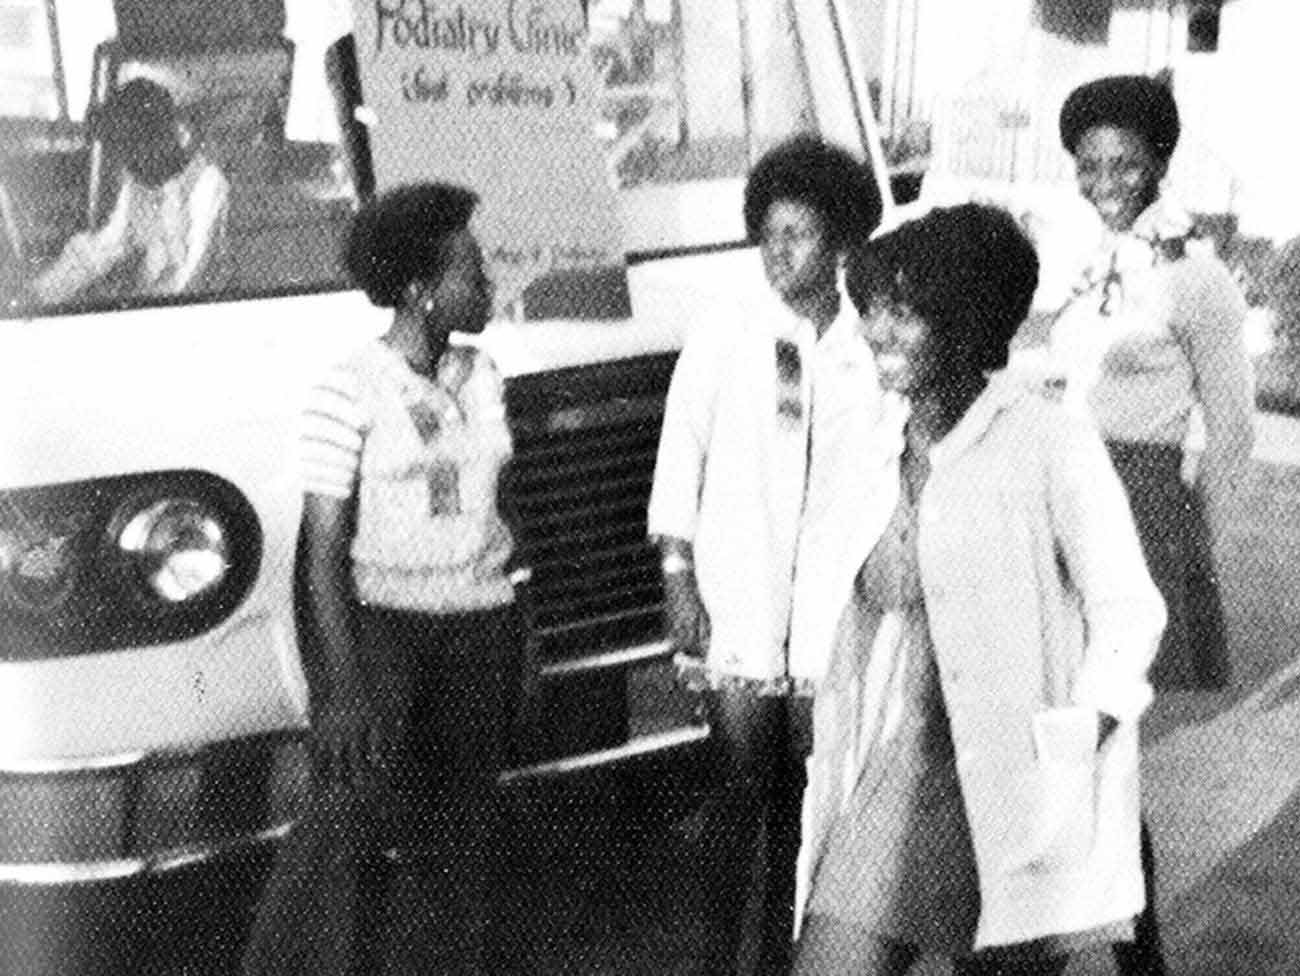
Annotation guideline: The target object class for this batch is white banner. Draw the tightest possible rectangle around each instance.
[351,0,628,318]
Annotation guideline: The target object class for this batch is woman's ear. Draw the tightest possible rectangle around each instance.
[174,120,194,153]
[400,280,431,310]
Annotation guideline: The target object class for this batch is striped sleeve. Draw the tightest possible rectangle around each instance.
[300,362,367,499]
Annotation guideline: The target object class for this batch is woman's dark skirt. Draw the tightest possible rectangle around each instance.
[1106,440,1230,691]
[242,602,520,976]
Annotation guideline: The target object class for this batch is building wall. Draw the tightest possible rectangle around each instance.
[1174,0,1300,240]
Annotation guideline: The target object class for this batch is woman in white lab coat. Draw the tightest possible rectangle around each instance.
[794,204,1165,976]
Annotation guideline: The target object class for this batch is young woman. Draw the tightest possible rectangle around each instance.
[794,204,1165,976]
[1053,73,1253,691]
[1051,74,1255,976]
[647,134,882,976]
[243,182,529,976]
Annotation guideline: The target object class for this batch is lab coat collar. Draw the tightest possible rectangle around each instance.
[754,265,866,352]
[928,370,1030,468]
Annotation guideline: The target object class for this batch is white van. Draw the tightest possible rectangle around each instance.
[0,0,898,971]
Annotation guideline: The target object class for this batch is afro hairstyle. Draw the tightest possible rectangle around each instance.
[91,78,179,155]
[1059,74,1181,162]
[343,182,479,308]
[743,134,882,249]
[846,203,1039,375]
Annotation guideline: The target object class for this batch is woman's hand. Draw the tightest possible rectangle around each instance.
[299,494,411,786]
[313,672,408,788]
[313,691,383,788]
[664,569,709,658]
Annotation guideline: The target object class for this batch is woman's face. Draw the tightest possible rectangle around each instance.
[1073,125,1165,233]
[759,199,837,306]
[421,229,493,337]
[120,125,188,187]
[860,294,937,396]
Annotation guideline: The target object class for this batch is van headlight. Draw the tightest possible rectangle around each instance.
[115,498,231,603]
[0,471,261,660]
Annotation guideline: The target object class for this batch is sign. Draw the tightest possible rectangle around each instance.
[351,0,629,319]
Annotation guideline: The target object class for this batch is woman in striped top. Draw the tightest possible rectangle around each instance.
[244,182,527,976]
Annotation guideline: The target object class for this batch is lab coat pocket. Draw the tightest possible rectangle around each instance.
[1010,707,1100,874]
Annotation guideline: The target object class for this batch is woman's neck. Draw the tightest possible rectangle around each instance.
[908,371,988,446]
[384,310,449,376]
[786,283,840,340]
[1105,194,1168,241]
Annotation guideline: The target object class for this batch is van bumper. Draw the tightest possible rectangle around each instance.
[0,827,282,976]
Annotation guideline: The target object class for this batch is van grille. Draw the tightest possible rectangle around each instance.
[506,353,676,663]
[504,353,678,763]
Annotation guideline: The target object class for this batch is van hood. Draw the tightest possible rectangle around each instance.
[0,248,757,489]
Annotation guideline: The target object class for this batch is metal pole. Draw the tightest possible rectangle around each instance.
[43,0,69,121]
[736,0,757,167]
[908,0,919,125]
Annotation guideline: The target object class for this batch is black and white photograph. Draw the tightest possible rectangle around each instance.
[2,1,1297,973]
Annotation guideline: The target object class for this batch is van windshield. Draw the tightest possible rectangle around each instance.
[0,0,830,320]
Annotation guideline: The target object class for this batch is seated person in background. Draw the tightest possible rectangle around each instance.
[31,78,230,305]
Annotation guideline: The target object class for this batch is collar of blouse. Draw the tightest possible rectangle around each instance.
[1065,194,1212,314]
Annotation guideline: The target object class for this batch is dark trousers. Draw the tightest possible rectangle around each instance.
[1112,820,1167,976]
[1106,440,1230,691]
[698,688,813,976]
[1105,443,1186,976]
[243,604,517,976]
[364,604,518,976]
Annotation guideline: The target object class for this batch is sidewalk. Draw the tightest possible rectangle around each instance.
[497,666,1300,976]
[1145,455,1300,976]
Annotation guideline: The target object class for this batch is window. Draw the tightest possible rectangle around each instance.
[589,0,823,252]
[0,0,61,120]
[590,0,749,190]
[0,0,357,318]
[1,0,845,317]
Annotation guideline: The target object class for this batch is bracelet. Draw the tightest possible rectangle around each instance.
[660,552,693,575]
